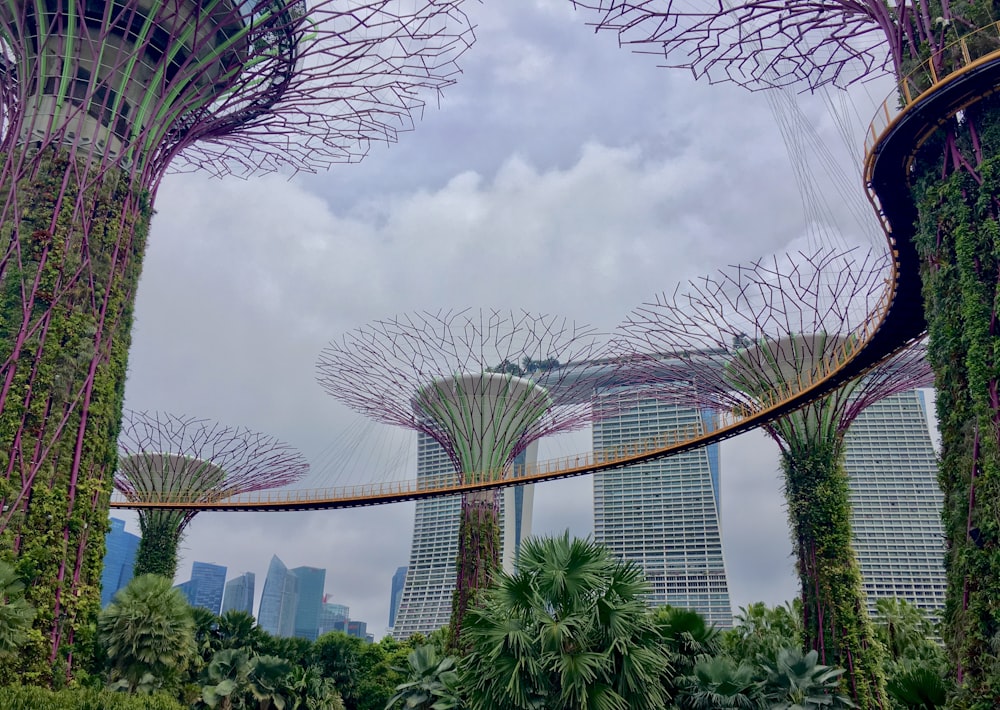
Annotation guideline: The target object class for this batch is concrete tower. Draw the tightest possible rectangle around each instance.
[392,439,536,640]
[844,389,946,619]
[593,390,732,627]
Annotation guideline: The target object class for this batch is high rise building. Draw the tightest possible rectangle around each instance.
[346,620,369,641]
[844,389,946,619]
[221,572,256,616]
[593,391,733,628]
[258,555,298,637]
[291,566,326,641]
[318,597,350,637]
[388,566,407,629]
[177,562,228,615]
[392,439,536,639]
[101,518,140,607]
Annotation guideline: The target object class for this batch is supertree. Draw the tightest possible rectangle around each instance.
[115,410,309,578]
[0,0,472,679]
[615,248,932,709]
[571,1,1000,701]
[316,308,611,650]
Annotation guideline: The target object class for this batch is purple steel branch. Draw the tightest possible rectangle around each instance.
[115,410,310,516]
[0,0,476,533]
[0,0,470,674]
[316,309,610,477]
[0,0,476,186]
[615,248,932,434]
[571,1,935,91]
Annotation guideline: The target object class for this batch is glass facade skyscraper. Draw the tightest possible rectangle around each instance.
[318,597,349,637]
[392,437,535,639]
[844,389,946,618]
[291,566,326,641]
[221,572,255,616]
[593,391,733,628]
[177,561,227,614]
[101,517,140,607]
[388,565,407,629]
[258,555,298,637]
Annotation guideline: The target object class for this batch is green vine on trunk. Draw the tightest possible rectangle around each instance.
[780,434,888,710]
[0,148,151,684]
[447,490,500,655]
[911,95,1000,708]
[133,511,186,579]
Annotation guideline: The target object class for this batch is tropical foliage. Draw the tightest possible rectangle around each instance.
[676,654,762,710]
[0,561,36,656]
[0,685,185,708]
[461,533,670,710]
[761,647,855,709]
[871,599,948,710]
[910,84,1000,708]
[98,575,196,694]
[385,645,461,710]
[0,150,151,682]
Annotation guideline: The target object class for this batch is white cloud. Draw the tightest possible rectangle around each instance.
[118,2,887,635]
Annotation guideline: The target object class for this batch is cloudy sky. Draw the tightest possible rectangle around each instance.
[115,1,899,635]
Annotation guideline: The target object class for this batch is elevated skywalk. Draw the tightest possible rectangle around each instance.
[111,26,1000,513]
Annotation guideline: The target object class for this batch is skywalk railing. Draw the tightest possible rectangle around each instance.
[865,21,1000,156]
[110,282,895,511]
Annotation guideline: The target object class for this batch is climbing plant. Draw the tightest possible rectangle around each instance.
[134,511,186,579]
[0,148,150,683]
[911,97,1000,707]
[448,491,501,653]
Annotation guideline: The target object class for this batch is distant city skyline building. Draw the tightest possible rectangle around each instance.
[258,555,298,637]
[844,389,946,619]
[318,596,350,637]
[221,572,256,616]
[292,566,326,641]
[392,439,536,640]
[389,566,407,629]
[593,391,733,628]
[177,562,227,615]
[101,518,140,607]
[346,620,370,642]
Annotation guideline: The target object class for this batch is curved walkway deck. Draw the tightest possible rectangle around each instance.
[112,32,1000,513]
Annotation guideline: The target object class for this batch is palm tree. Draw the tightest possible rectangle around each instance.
[886,664,948,710]
[653,606,721,703]
[0,561,35,656]
[723,602,802,665]
[98,574,196,693]
[201,647,252,709]
[872,598,939,663]
[191,606,223,671]
[677,655,763,710]
[462,533,670,710]
[386,645,462,710]
[218,610,266,655]
[761,647,855,709]
[247,654,292,710]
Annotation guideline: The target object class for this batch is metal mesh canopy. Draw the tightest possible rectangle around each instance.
[118,452,226,496]
[0,0,476,182]
[414,372,554,476]
[316,309,612,478]
[572,0,911,91]
[115,410,310,507]
[614,248,933,438]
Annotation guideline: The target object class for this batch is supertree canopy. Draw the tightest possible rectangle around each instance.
[115,410,309,579]
[574,1,1000,702]
[316,308,611,649]
[615,249,932,710]
[0,0,472,680]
